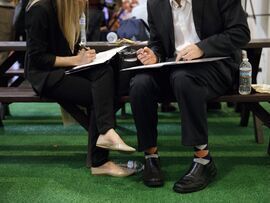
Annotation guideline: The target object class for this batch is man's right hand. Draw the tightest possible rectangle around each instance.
[136,47,158,65]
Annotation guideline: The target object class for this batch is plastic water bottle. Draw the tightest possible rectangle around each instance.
[79,12,87,47]
[106,32,118,43]
[118,160,144,173]
[239,50,252,95]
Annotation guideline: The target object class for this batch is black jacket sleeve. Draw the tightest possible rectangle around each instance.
[25,4,56,69]
[147,1,166,62]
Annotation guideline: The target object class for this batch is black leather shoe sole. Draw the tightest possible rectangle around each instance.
[173,169,217,193]
[144,179,164,187]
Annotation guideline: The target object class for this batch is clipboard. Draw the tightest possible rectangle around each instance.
[120,57,230,71]
[65,46,127,75]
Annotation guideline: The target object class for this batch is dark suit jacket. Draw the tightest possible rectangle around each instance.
[147,0,250,71]
[25,0,73,95]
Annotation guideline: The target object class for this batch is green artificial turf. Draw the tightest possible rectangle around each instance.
[0,103,269,203]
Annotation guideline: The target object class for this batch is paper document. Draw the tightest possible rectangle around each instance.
[65,46,127,74]
[121,57,229,71]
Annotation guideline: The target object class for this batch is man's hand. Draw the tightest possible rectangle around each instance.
[175,44,204,61]
[137,47,158,65]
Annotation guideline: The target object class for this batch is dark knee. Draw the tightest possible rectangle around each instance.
[130,74,154,97]
[171,72,193,94]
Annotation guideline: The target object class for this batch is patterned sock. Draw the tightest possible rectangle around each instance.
[193,144,211,165]
[144,150,158,159]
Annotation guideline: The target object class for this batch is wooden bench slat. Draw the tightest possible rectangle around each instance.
[120,94,270,103]
[1,87,270,103]
[0,87,53,102]
[212,93,270,102]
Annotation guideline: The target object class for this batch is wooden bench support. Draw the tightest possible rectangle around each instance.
[268,139,270,155]
[253,115,264,144]
[247,102,270,128]
[240,104,250,127]
[0,103,3,127]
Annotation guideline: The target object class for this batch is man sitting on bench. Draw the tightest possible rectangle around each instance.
[129,0,250,193]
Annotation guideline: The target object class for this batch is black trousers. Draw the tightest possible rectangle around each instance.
[43,64,116,167]
[129,62,234,151]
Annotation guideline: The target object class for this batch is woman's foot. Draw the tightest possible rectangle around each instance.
[96,129,136,153]
[91,161,135,177]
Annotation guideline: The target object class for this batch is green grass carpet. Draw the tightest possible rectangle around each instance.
[0,103,269,203]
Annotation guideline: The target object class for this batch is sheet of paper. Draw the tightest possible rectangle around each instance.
[65,46,127,74]
[121,57,229,71]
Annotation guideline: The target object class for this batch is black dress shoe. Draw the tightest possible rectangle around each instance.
[143,155,164,187]
[173,160,217,193]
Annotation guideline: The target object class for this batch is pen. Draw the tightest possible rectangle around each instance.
[79,44,89,51]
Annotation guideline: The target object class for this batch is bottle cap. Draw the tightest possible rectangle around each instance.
[106,32,118,43]
[242,50,248,60]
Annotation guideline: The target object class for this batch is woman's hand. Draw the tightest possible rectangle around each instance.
[137,47,158,65]
[54,48,96,67]
[76,48,96,65]
[175,44,204,61]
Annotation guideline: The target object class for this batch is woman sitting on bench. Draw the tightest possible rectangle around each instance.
[25,0,135,177]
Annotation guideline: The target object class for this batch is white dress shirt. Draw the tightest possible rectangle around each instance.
[170,0,200,52]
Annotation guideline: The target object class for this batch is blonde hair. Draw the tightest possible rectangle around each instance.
[28,0,86,52]
[56,0,86,52]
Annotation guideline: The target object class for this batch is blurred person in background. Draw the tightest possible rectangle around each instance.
[12,0,29,67]
[13,0,29,41]
[131,0,146,24]
[87,0,106,41]
[119,0,133,20]
[0,0,17,65]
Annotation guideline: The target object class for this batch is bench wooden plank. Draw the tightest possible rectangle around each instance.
[119,94,270,103]
[0,87,52,102]
[2,87,270,103]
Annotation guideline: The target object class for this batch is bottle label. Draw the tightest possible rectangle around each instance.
[240,70,251,77]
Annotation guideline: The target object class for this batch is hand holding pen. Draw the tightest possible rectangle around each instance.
[136,47,158,65]
[77,46,96,65]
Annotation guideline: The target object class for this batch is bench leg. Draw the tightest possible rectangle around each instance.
[0,103,5,124]
[268,140,270,155]
[4,104,10,116]
[253,114,264,144]
[86,108,92,168]
[240,104,250,127]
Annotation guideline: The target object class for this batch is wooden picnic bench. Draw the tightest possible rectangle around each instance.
[0,40,269,159]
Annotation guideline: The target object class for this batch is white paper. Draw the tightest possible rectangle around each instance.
[65,46,127,74]
[121,57,229,71]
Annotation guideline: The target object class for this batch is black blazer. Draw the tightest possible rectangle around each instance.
[25,0,73,95]
[147,0,250,70]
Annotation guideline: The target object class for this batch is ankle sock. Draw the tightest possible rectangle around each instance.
[144,150,158,159]
[193,144,211,165]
